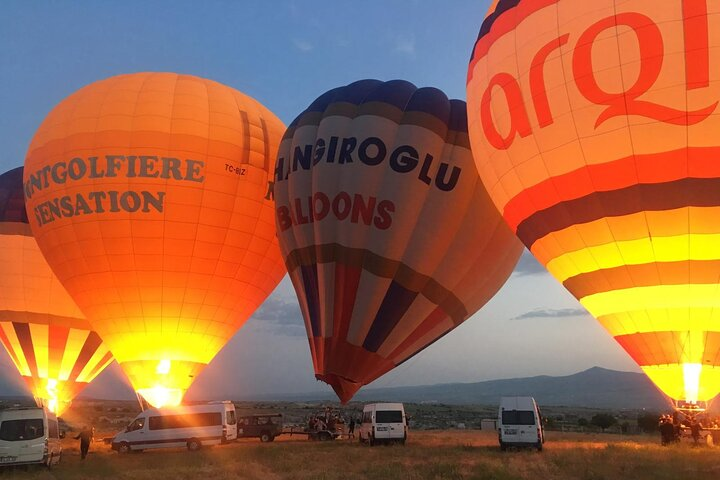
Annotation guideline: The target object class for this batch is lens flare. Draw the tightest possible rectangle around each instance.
[137,386,183,408]
[683,363,702,404]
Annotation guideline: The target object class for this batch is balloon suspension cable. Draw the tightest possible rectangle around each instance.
[135,391,149,412]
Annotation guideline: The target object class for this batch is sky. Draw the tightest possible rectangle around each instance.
[0,0,639,400]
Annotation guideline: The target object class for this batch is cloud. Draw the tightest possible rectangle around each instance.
[511,308,588,321]
[293,39,314,52]
[512,249,548,276]
[249,296,306,336]
[393,34,416,55]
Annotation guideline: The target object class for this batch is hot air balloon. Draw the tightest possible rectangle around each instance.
[467,0,720,407]
[274,79,523,402]
[0,166,113,415]
[23,73,286,407]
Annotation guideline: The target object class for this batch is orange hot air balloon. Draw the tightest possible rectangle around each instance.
[0,167,113,415]
[23,73,286,407]
[467,0,720,407]
[274,79,523,403]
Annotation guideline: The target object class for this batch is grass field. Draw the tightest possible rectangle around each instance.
[3,430,719,480]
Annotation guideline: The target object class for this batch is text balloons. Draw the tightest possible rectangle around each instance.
[0,167,112,415]
[275,79,522,403]
[23,73,286,407]
[468,1,720,405]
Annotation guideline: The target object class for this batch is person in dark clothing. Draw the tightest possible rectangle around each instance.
[690,419,702,446]
[75,426,94,459]
[348,418,356,439]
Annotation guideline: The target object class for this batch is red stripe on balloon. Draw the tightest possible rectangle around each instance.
[47,325,70,381]
[13,322,38,378]
[502,147,720,231]
[81,350,113,383]
[0,323,23,371]
[614,331,720,367]
[388,306,448,361]
[683,0,710,90]
[67,331,102,382]
[332,263,361,341]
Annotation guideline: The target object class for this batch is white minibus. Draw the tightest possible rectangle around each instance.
[498,396,544,451]
[111,401,237,453]
[0,407,62,467]
[358,403,407,446]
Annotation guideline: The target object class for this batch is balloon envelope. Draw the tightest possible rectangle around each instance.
[275,79,522,402]
[0,167,113,415]
[23,73,286,407]
[467,0,720,404]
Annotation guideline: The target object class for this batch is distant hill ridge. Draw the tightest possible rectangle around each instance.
[0,367,671,410]
[263,367,669,409]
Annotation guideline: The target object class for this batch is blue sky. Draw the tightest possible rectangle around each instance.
[0,1,638,399]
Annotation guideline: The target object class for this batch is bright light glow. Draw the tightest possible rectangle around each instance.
[156,359,171,375]
[137,386,183,408]
[45,379,58,414]
[683,363,702,404]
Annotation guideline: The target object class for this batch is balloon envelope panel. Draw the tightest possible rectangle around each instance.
[23,73,287,406]
[275,79,522,402]
[467,0,720,403]
[0,167,113,415]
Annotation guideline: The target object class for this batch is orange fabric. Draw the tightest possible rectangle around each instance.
[23,73,287,406]
[467,0,720,403]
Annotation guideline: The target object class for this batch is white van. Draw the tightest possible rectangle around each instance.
[111,401,237,453]
[358,403,407,445]
[498,396,544,451]
[0,407,62,467]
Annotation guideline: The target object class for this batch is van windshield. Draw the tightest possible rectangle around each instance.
[502,410,535,426]
[0,419,44,441]
[376,411,403,423]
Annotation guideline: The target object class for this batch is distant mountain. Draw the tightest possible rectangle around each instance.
[256,367,671,410]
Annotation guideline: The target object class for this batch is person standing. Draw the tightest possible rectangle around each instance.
[75,425,94,460]
[348,417,356,439]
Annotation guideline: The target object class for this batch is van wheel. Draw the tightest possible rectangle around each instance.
[500,442,507,452]
[536,442,543,452]
[118,442,131,454]
[260,432,271,443]
[187,439,201,451]
[369,435,375,447]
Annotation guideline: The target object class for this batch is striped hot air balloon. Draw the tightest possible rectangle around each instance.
[467,0,720,406]
[0,167,113,415]
[274,79,522,403]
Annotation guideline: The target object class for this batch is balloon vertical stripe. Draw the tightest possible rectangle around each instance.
[363,282,418,353]
[14,323,38,378]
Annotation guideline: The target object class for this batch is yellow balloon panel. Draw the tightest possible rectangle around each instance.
[468,0,720,403]
[23,73,287,405]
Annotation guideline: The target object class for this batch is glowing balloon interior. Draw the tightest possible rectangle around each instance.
[0,167,113,415]
[467,0,720,404]
[275,79,522,403]
[23,73,287,407]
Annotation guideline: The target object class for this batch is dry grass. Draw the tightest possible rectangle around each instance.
[3,430,719,480]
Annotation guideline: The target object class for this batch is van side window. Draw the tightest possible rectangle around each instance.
[148,412,222,430]
[0,419,44,441]
[226,411,236,425]
[48,419,59,438]
[128,418,145,431]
